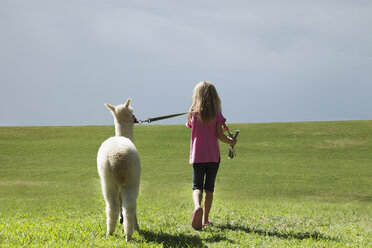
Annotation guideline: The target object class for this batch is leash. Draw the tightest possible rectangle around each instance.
[133,112,239,159]
[133,112,187,124]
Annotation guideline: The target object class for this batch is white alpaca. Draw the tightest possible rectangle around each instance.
[97,98,141,241]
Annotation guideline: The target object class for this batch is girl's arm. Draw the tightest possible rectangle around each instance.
[217,123,237,146]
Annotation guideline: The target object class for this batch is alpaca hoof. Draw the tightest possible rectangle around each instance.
[107,229,115,237]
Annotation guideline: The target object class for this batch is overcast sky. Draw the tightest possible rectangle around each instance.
[1,0,371,126]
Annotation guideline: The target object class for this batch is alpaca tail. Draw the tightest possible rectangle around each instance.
[113,168,128,185]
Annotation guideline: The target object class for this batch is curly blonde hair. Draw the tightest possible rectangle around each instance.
[188,81,221,124]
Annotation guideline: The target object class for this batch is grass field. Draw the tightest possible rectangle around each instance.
[0,121,371,247]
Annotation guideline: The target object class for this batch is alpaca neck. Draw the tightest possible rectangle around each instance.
[115,122,133,141]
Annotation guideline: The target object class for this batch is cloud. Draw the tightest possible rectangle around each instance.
[1,1,371,125]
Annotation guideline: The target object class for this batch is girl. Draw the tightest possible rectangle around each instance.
[186,81,237,230]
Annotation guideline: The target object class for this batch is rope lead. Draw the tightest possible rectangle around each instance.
[135,112,239,159]
[134,112,187,124]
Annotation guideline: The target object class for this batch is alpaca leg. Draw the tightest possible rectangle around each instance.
[119,193,124,225]
[121,186,139,241]
[134,212,139,232]
[104,185,120,236]
[123,207,136,241]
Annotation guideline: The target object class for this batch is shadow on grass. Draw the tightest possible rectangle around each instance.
[139,229,231,248]
[140,229,206,247]
[218,223,339,242]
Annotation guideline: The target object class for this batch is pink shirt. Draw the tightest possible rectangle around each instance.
[186,112,226,164]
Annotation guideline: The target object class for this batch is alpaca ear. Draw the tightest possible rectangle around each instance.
[124,98,131,108]
[105,103,116,112]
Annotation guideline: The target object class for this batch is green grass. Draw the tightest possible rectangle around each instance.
[0,121,371,247]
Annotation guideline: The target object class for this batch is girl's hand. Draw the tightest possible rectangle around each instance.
[222,124,229,132]
[217,123,237,146]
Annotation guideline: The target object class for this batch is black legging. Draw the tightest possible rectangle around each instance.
[192,161,220,193]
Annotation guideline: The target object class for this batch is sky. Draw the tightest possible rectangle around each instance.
[1,0,371,126]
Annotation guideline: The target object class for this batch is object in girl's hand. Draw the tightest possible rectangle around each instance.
[228,130,239,159]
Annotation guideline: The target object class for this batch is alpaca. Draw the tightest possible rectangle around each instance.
[97,98,141,241]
